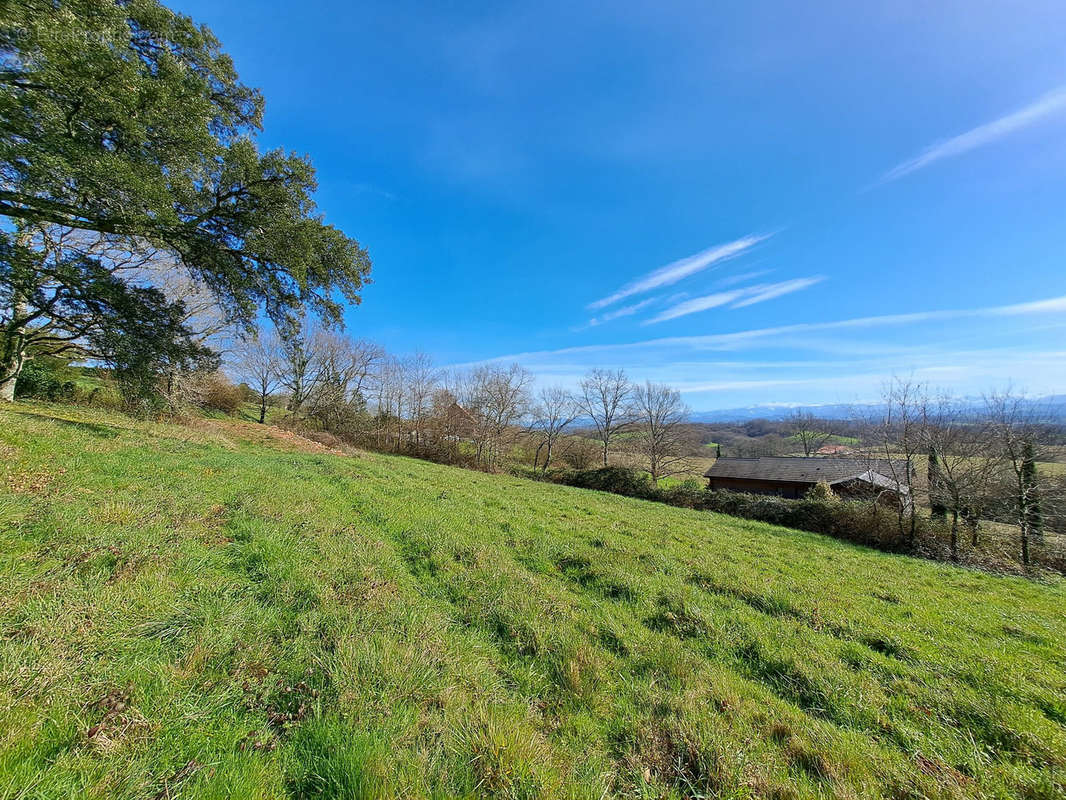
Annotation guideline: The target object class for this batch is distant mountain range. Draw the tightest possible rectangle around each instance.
[688,394,1066,424]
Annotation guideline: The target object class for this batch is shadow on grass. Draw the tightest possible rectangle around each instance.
[8,410,122,438]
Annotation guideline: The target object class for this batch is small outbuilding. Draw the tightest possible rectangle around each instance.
[704,456,911,506]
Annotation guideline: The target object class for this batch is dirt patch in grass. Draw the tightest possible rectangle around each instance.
[185,417,350,456]
[914,753,974,792]
[4,466,64,494]
[85,688,153,754]
[620,719,726,796]
[333,575,399,608]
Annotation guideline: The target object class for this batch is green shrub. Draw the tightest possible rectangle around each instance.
[563,466,660,500]
[14,359,76,401]
[659,482,706,509]
[547,468,917,553]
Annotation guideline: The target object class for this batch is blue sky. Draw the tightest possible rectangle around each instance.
[175,0,1066,410]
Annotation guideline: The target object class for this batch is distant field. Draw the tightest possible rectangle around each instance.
[2,403,1064,798]
[785,433,861,447]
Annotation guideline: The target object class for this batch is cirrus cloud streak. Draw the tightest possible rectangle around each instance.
[587,233,772,310]
[879,86,1066,183]
[644,276,825,324]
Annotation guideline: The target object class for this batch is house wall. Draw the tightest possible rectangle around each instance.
[706,477,812,499]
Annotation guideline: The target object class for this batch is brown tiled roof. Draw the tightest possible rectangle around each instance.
[704,456,909,484]
[443,402,477,425]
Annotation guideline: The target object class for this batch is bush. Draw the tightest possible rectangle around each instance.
[806,481,839,503]
[560,437,598,470]
[14,359,76,401]
[201,373,243,414]
[546,466,917,553]
[562,466,660,500]
[659,482,705,509]
[305,430,343,450]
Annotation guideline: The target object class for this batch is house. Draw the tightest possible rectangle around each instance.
[815,444,853,456]
[438,401,478,437]
[704,456,911,506]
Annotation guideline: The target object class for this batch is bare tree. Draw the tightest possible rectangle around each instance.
[922,395,1001,560]
[631,381,691,482]
[235,331,284,424]
[1,226,216,401]
[139,261,240,356]
[404,352,440,450]
[126,241,245,411]
[578,368,632,467]
[303,332,384,424]
[788,410,837,456]
[322,333,384,406]
[467,363,532,470]
[528,386,578,472]
[277,321,325,412]
[869,379,925,550]
[372,354,408,451]
[985,390,1057,565]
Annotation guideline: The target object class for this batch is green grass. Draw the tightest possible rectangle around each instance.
[785,433,861,447]
[2,403,1065,799]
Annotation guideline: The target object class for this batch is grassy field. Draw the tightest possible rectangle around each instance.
[1,403,1065,799]
[784,434,861,448]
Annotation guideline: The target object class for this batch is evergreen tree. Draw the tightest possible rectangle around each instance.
[927,446,948,520]
[1020,440,1042,540]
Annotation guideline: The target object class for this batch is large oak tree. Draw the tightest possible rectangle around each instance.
[0,0,371,398]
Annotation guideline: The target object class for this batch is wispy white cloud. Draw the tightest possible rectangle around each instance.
[585,297,659,327]
[717,269,773,287]
[644,276,824,324]
[730,276,825,308]
[588,233,771,310]
[1000,295,1066,315]
[465,293,1066,365]
[880,86,1066,183]
[644,289,748,324]
[459,347,1066,410]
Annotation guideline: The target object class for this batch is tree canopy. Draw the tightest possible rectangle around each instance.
[0,0,371,329]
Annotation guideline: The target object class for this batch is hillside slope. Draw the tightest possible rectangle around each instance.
[1,404,1064,799]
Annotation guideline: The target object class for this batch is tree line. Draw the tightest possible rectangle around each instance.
[864,380,1063,566]
[232,325,1064,568]
[234,325,693,480]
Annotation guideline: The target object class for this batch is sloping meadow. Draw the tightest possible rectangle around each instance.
[1,405,1064,799]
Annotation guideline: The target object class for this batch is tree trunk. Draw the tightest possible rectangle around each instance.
[602,439,609,467]
[532,440,545,471]
[258,395,267,424]
[543,441,553,472]
[1021,521,1030,567]
[950,510,959,561]
[1,295,28,402]
[0,345,25,401]
[0,368,18,402]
